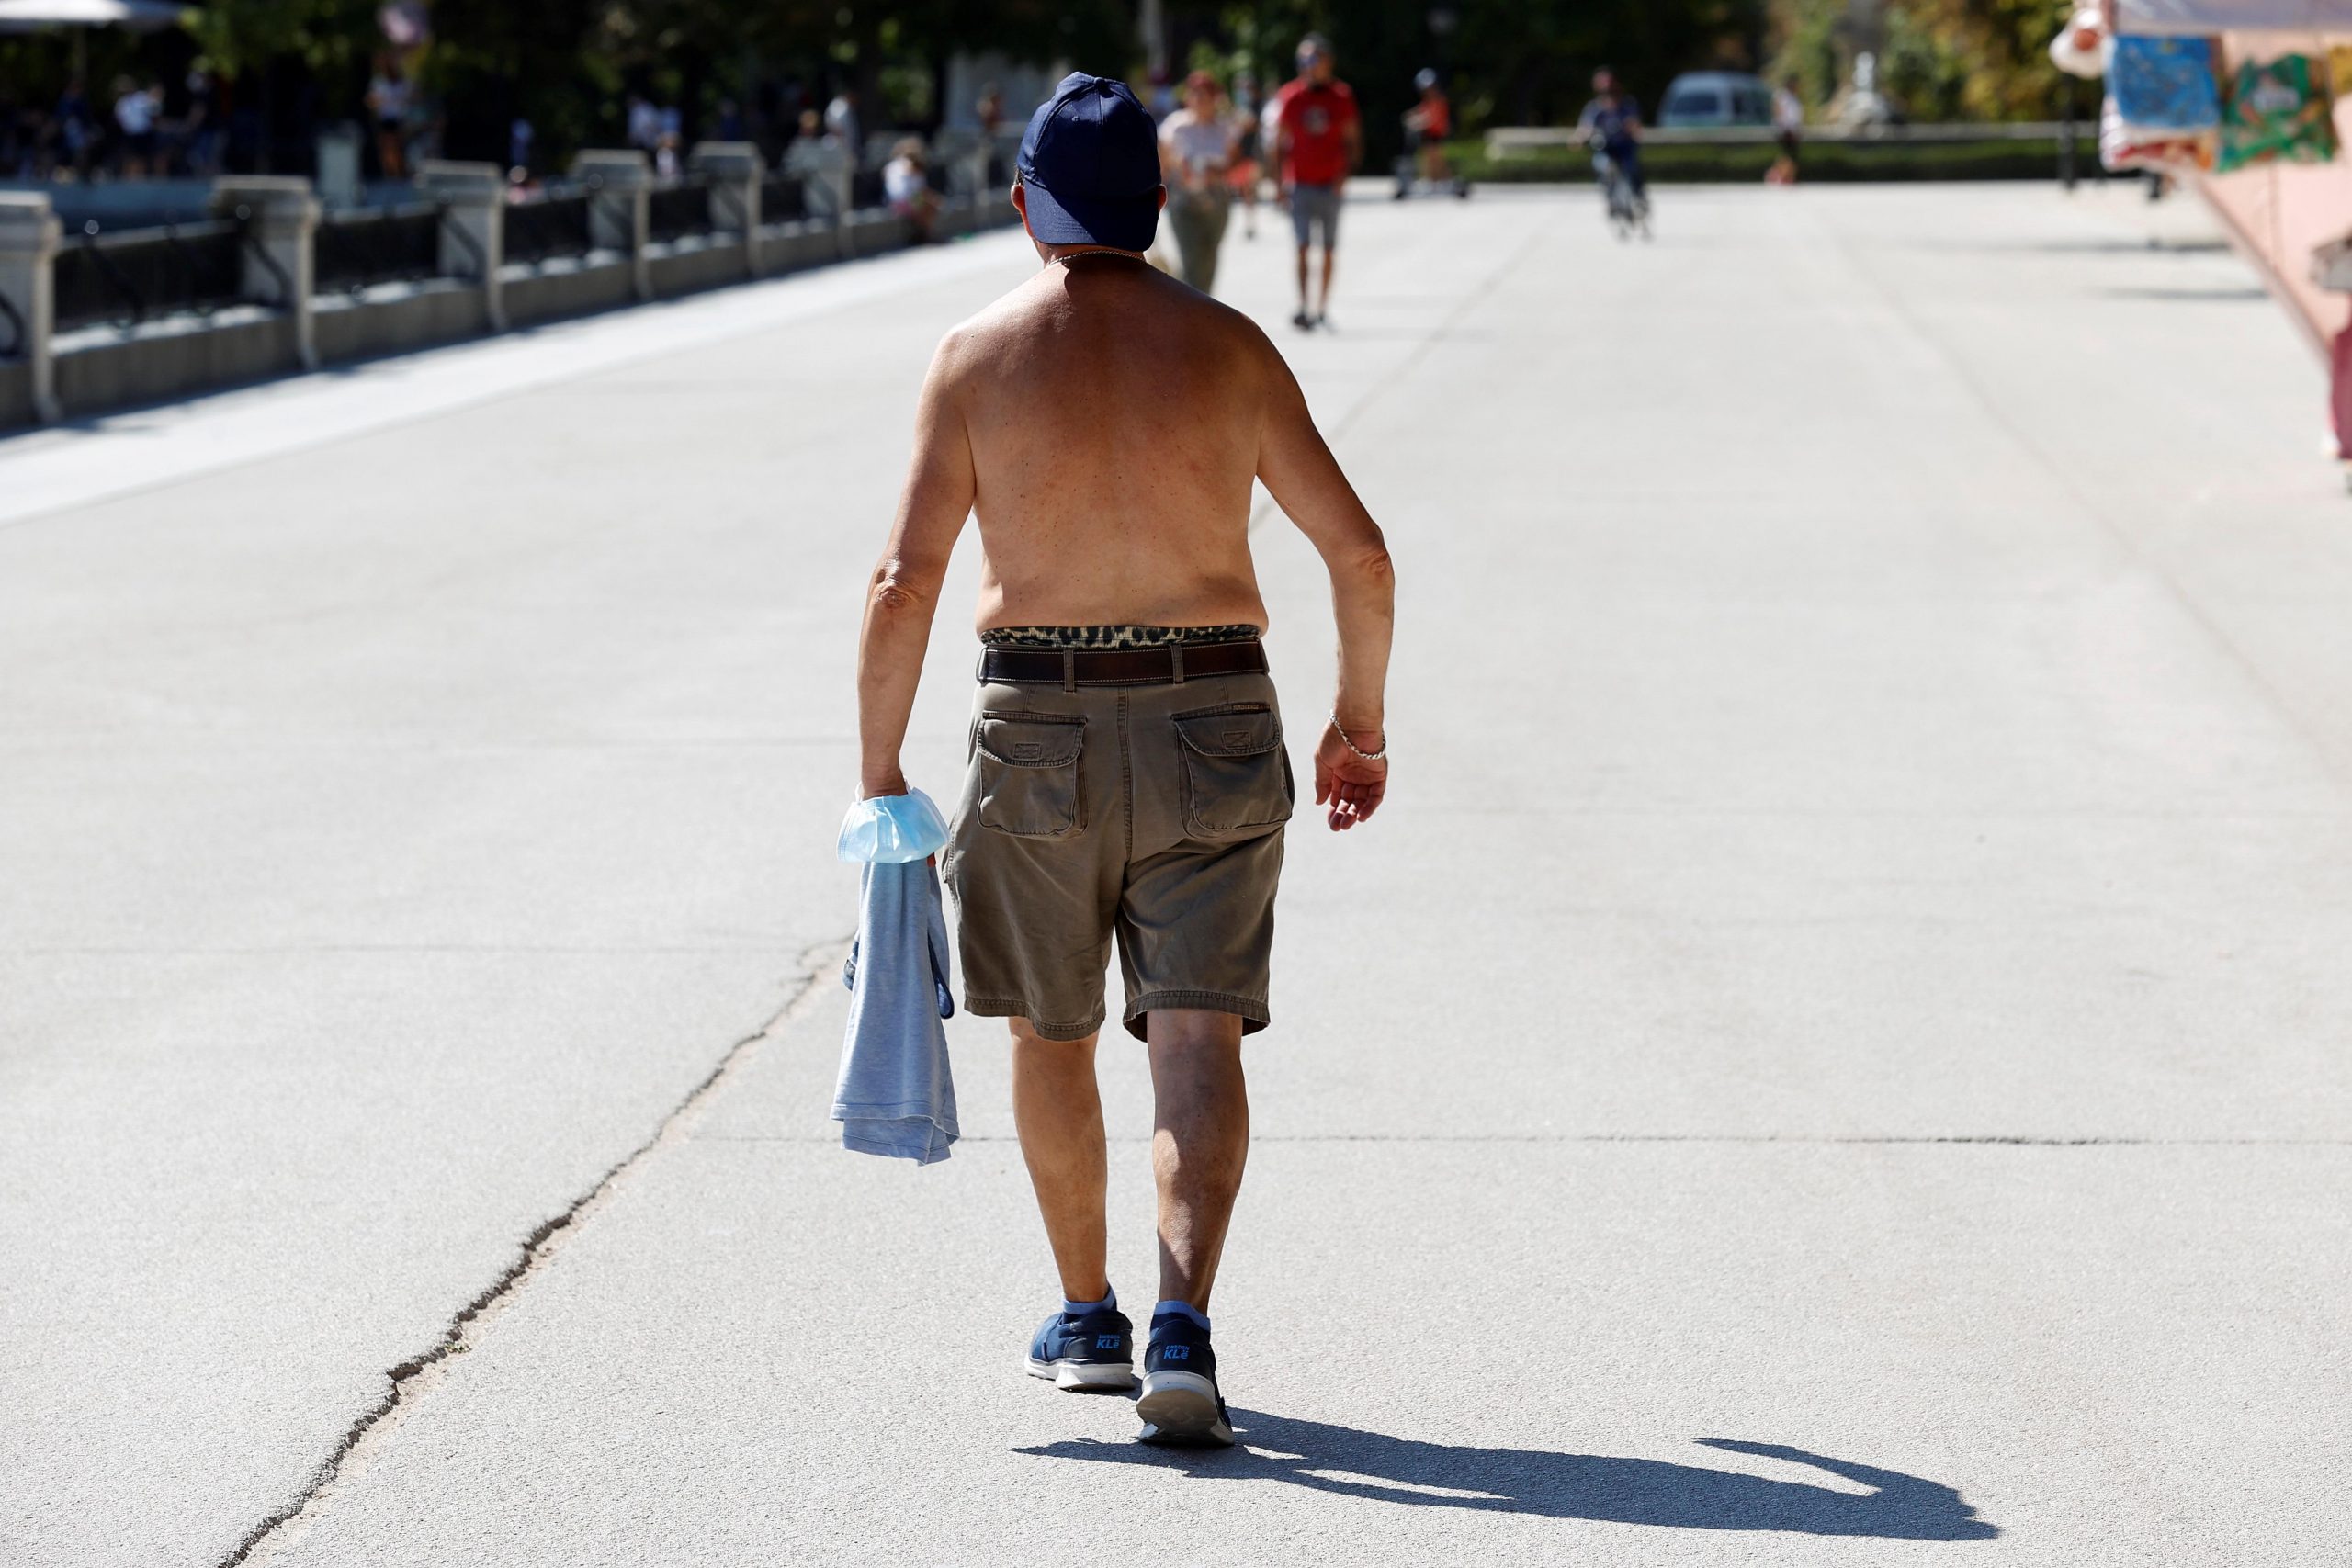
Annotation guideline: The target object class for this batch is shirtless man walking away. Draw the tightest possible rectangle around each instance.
[855,73,1395,1449]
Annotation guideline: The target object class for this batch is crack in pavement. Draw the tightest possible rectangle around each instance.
[217,936,851,1568]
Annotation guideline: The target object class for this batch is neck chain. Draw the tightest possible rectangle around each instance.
[1049,246,1147,268]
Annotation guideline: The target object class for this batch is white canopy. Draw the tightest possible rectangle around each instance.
[2120,0,2352,32]
[0,0,188,31]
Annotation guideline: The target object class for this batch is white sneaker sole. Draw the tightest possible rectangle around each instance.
[1024,1355,1136,1392]
[1136,1370,1234,1447]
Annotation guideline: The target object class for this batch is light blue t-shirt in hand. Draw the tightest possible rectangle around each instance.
[832,792,958,1164]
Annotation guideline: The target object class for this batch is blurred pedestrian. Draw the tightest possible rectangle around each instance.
[1402,68,1453,191]
[184,67,221,177]
[367,58,412,178]
[1272,34,1361,330]
[1770,75,1804,184]
[1227,72,1261,239]
[55,78,93,176]
[825,86,861,160]
[113,77,160,177]
[1159,71,1236,292]
[508,116,534,176]
[626,94,660,152]
[883,137,940,242]
[978,81,1006,187]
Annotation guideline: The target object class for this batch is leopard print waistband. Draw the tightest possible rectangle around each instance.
[978,624,1262,650]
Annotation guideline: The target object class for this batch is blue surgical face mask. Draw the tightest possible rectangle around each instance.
[836,787,949,864]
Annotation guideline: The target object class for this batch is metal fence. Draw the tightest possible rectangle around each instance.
[504,191,594,266]
[312,203,441,295]
[52,220,245,333]
[645,178,712,244]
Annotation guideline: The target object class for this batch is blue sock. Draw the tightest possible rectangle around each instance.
[1153,1299,1211,1332]
[1062,1285,1115,1316]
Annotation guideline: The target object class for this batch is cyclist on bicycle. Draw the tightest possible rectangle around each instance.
[1575,66,1645,202]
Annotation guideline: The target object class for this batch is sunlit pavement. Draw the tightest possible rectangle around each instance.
[5,182,2348,1567]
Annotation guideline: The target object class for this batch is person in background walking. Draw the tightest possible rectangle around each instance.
[1227,71,1261,240]
[1402,68,1453,191]
[368,59,412,179]
[825,86,861,164]
[113,77,159,178]
[184,67,221,177]
[625,93,660,153]
[884,137,941,243]
[1159,71,1237,294]
[1770,75,1805,185]
[1273,34,1361,331]
[53,78,93,178]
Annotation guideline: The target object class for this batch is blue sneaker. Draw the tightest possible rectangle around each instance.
[1136,1312,1234,1447]
[1025,1302,1136,1392]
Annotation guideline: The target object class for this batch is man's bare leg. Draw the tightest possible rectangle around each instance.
[1148,1009,1250,1311]
[1294,243,1312,321]
[1317,245,1337,321]
[1010,1020,1109,1302]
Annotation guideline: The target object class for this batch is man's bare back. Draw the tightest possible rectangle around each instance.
[945,258,1270,632]
[860,171,1391,832]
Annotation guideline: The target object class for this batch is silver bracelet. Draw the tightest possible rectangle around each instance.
[1329,713,1389,762]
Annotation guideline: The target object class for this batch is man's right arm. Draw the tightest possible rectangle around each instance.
[855,331,977,799]
[1253,342,1395,831]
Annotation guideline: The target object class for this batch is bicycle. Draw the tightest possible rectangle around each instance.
[1591,139,1651,241]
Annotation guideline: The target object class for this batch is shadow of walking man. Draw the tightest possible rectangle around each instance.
[1014,1416,1998,1540]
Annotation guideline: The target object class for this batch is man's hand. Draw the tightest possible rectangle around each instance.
[1314,720,1387,831]
[860,763,910,801]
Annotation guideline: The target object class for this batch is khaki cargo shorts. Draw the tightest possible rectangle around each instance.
[942,667,1292,1042]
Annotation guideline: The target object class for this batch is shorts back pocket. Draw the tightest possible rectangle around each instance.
[1173,704,1293,840]
[974,713,1086,838]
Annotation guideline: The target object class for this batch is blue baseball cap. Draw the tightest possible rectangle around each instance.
[1016,73,1162,252]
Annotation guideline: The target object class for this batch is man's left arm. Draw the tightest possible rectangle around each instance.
[856,333,977,799]
[1343,94,1363,171]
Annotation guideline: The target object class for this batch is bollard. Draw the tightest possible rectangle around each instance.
[417,160,507,330]
[688,141,764,278]
[571,150,652,300]
[0,192,60,424]
[212,176,321,371]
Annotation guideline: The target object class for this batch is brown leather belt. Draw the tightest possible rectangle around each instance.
[978,638,1269,687]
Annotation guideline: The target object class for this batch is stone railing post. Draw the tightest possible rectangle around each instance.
[784,140,854,239]
[212,176,320,370]
[416,160,506,331]
[688,141,763,277]
[571,150,651,299]
[0,192,60,424]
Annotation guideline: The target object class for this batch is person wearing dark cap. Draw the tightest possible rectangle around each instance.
[854,72,1396,1449]
[1272,34,1361,329]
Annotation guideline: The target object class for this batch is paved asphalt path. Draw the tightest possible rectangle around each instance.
[5,185,2347,1567]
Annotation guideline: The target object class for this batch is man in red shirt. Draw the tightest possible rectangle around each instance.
[1272,34,1361,330]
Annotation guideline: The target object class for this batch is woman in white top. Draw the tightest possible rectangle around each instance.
[883,137,940,243]
[1158,71,1238,294]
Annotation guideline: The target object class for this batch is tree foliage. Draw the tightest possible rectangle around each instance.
[1770,0,2073,120]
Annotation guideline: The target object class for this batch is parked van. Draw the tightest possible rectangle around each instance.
[1657,72,1775,129]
